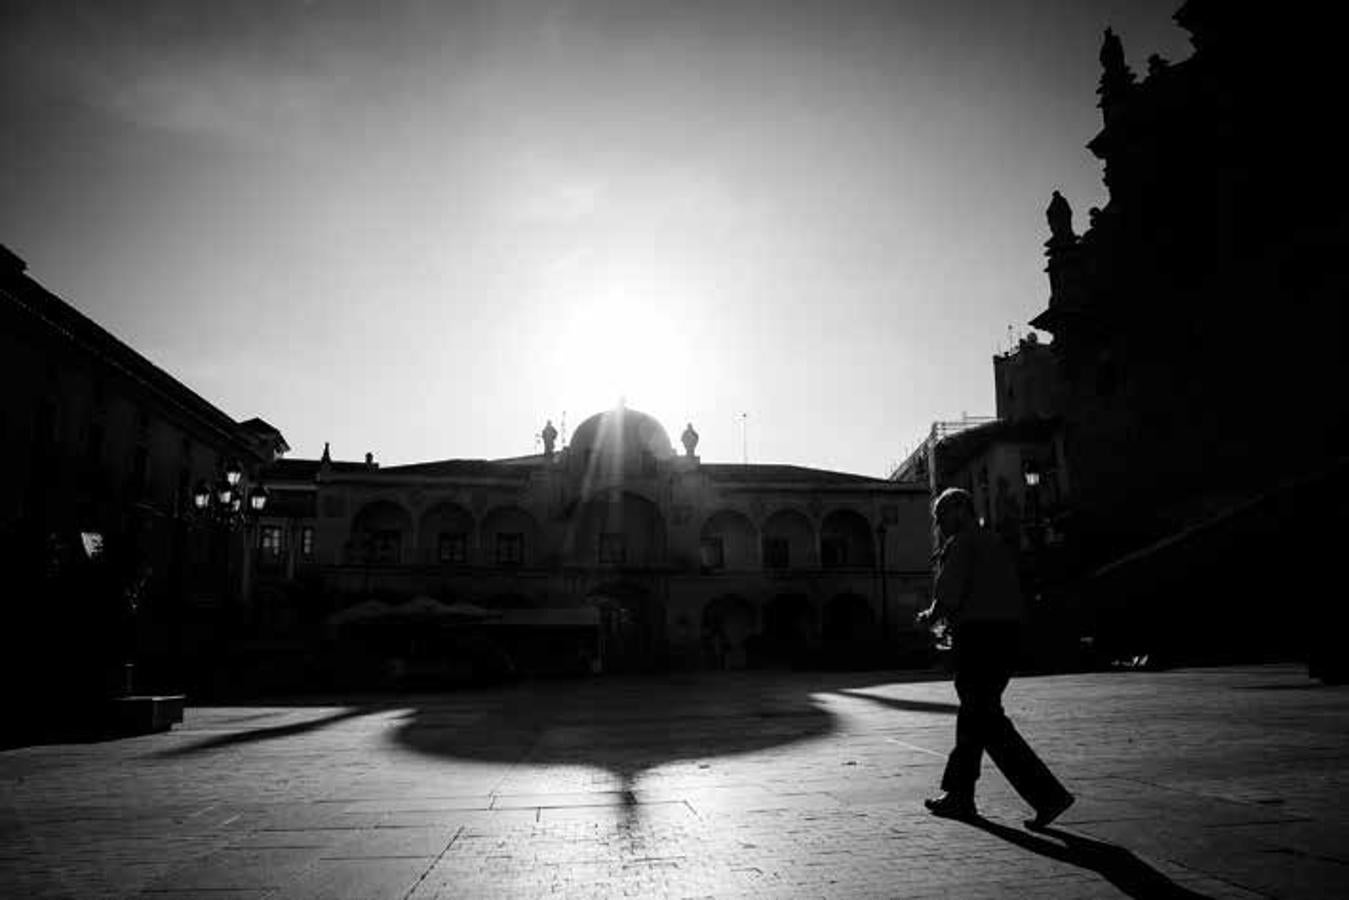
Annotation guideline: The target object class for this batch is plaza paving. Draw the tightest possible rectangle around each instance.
[2,663,1347,898]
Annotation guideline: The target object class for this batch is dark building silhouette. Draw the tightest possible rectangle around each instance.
[1,246,283,726]
[1028,3,1348,665]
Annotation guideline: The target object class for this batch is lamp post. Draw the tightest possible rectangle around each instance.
[191,459,268,609]
[1023,460,1042,549]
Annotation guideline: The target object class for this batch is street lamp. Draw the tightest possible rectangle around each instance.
[1023,459,1044,556]
[192,460,268,527]
[190,460,268,608]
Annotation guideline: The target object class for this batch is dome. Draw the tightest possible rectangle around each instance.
[567,405,676,465]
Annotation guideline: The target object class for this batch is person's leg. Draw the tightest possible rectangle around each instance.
[926,667,983,816]
[982,705,1072,813]
[929,629,1006,818]
[939,666,997,795]
[974,628,1074,825]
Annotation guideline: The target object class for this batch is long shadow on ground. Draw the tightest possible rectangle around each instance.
[962,817,1214,899]
[153,707,382,757]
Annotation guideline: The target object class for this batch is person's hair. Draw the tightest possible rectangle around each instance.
[932,487,976,519]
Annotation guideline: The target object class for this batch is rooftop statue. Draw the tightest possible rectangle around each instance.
[1097,27,1137,107]
[681,422,700,458]
[541,419,558,457]
[1046,190,1076,242]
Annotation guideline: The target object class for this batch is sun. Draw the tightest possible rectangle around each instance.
[552,289,699,429]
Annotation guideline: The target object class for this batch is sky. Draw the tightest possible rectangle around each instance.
[1,0,1193,476]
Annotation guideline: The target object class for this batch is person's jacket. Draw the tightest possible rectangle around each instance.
[932,527,1026,626]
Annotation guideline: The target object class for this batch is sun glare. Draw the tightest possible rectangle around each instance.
[552,289,698,434]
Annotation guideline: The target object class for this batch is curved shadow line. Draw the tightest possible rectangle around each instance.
[962,817,1214,900]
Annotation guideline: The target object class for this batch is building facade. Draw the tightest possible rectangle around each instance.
[256,406,933,682]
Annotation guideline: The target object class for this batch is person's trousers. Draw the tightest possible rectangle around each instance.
[940,622,1070,811]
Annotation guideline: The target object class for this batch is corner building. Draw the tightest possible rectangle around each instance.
[273,406,932,675]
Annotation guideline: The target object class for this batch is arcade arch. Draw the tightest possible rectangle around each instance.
[480,505,541,567]
[820,509,875,568]
[761,508,815,570]
[699,509,757,569]
[350,499,414,564]
[701,594,756,669]
[570,491,666,567]
[419,501,474,564]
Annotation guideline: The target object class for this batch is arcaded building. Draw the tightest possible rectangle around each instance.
[257,405,932,676]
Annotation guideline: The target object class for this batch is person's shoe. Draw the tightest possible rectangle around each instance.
[1025,793,1075,831]
[924,791,977,819]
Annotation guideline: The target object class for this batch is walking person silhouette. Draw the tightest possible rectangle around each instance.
[917,487,1074,828]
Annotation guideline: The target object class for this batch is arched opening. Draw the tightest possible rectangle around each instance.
[823,593,875,643]
[349,500,413,565]
[698,509,758,570]
[480,506,541,568]
[701,594,756,669]
[761,509,815,570]
[820,509,875,569]
[418,502,474,565]
[570,491,666,568]
[589,581,665,674]
[754,593,815,668]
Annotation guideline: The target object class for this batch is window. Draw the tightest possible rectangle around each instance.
[763,537,789,570]
[371,529,401,564]
[699,537,725,570]
[438,532,467,563]
[598,532,626,565]
[300,526,315,559]
[496,532,524,566]
[259,525,284,561]
[821,536,847,568]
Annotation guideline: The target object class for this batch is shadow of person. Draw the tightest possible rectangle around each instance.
[961,817,1214,900]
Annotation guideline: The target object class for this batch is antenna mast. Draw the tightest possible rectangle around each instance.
[739,412,749,464]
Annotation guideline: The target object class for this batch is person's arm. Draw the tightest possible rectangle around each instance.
[927,533,974,623]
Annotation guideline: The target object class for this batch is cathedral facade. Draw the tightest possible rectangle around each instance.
[258,405,933,679]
